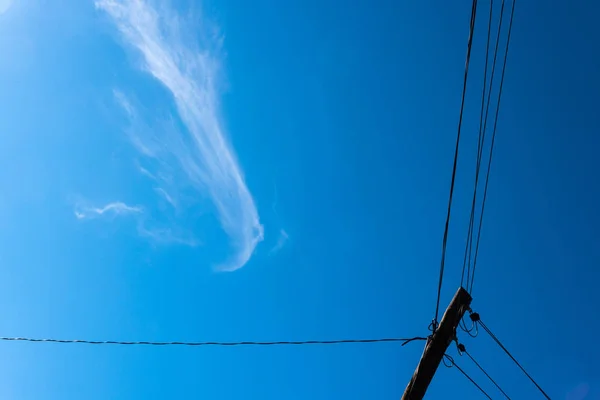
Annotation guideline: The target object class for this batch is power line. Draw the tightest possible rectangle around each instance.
[465,0,506,292]
[433,0,478,330]
[0,336,426,347]
[469,0,516,293]
[464,348,512,399]
[478,318,551,399]
[444,354,492,399]
[459,313,479,337]
[474,0,496,178]
[461,0,496,290]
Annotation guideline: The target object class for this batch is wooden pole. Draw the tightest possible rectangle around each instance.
[402,287,472,400]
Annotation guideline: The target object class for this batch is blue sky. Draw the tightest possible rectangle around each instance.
[0,0,599,398]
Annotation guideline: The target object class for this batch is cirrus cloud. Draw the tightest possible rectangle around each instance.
[75,201,142,220]
[96,0,263,271]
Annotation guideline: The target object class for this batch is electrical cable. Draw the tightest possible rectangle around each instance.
[469,0,516,293]
[434,0,478,331]
[461,0,495,290]
[464,348,512,399]
[465,0,506,293]
[0,336,427,347]
[444,354,493,399]
[459,314,479,337]
[478,318,551,399]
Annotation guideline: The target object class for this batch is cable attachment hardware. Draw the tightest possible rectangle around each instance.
[428,319,439,333]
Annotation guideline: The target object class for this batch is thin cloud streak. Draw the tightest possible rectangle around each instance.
[269,229,289,256]
[96,0,263,271]
[75,201,142,220]
[154,187,176,208]
[138,225,198,247]
[138,165,156,180]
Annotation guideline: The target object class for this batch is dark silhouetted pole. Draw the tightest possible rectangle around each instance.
[402,287,472,399]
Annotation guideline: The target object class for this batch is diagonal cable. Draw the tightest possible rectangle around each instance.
[461,0,497,289]
[470,0,516,293]
[478,318,551,399]
[465,349,512,399]
[434,0,478,329]
[444,354,493,399]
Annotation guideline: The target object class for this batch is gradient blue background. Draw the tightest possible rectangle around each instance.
[0,0,599,398]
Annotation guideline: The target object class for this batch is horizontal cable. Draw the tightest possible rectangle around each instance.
[0,336,426,347]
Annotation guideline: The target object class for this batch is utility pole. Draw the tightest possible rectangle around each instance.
[402,287,472,400]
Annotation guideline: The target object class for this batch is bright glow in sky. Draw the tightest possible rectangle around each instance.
[0,0,12,14]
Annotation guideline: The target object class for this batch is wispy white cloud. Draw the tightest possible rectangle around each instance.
[269,229,289,255]
[74,199,198,246]
[154,187,176,208]
[113,89,134,117]
[96,0,263,271]
[137,164,156,180]
[75,201,142,220]
[138,225,198,247]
